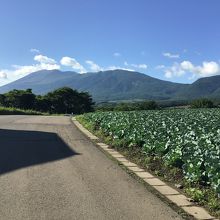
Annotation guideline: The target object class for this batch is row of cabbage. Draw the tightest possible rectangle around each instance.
[82,109,220,193]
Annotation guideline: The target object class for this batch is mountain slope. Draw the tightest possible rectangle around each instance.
[1,69,220,102]
[175,75,220,99]
[0,70,80,94]
[0,69,187,101]
[66,70,187,101]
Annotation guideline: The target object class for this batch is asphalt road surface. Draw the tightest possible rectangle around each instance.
[0,115,183,220]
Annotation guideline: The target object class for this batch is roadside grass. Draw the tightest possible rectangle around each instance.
[76,114,220,218]
[0,107,47,115]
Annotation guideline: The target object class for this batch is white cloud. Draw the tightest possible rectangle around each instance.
[164,71,172,78]
[163,52,180,59]
[181,61,220,77]
[12,65,41,75]
[113,52,121,57]
[86,60,103,72]
[164,62,185,78]
[155,65,165,69]
[163,60,220,79]
[180,61,194,71]
[84,60,135,72]
[34,54,56,64]
[30,48,40,53]
[0,54,60,86]
[124,61,147,69]
[138,64,147,69]
[10,54,60,76]
[0,71,7,79]
[12,63,60,76]
[106,66,135,72]
[12,54,60,76]
[38,63,60,70]
[60,56,86,73]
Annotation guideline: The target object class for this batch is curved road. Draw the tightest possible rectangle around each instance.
[0,116,183,220]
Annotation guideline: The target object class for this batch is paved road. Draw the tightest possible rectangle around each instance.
[0,116,183,220]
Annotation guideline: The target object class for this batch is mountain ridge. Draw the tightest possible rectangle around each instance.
[0,69,220,102]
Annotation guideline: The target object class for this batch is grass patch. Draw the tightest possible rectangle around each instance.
[0,106,47,115]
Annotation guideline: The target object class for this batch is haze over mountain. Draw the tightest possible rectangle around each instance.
[0,69,220,102]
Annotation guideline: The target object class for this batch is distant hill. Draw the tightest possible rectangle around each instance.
[1,69,220,102]
[175,75,220,99]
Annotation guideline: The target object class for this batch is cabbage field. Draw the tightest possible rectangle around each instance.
[81,109,220,193]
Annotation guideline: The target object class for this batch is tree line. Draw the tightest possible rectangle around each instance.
[96,98,216,111]
[0,87,94,114]
[96,100,159,111]
[0,87,216,114]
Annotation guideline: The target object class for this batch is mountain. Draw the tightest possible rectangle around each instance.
[0,69,220,102]
[175,75,220,99]
[0,69,187,102]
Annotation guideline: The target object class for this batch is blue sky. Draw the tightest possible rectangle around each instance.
[0,0,220,86]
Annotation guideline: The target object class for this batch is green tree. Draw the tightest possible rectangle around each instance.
[35,95,51,112]
[0,94,6,106]
[46,87,94,114]
[136,101,158,110]
[4,89,36,109]
[190,98,214,108]
[0,87,94,114]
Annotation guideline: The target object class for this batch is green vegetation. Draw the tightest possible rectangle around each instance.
[96,101,159,111]
[0,87,94,114]
[190,98,214,108]
[78,109,220,216]
[0,106,44,115]
[96,98,217,111]
[0,88,36,110]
